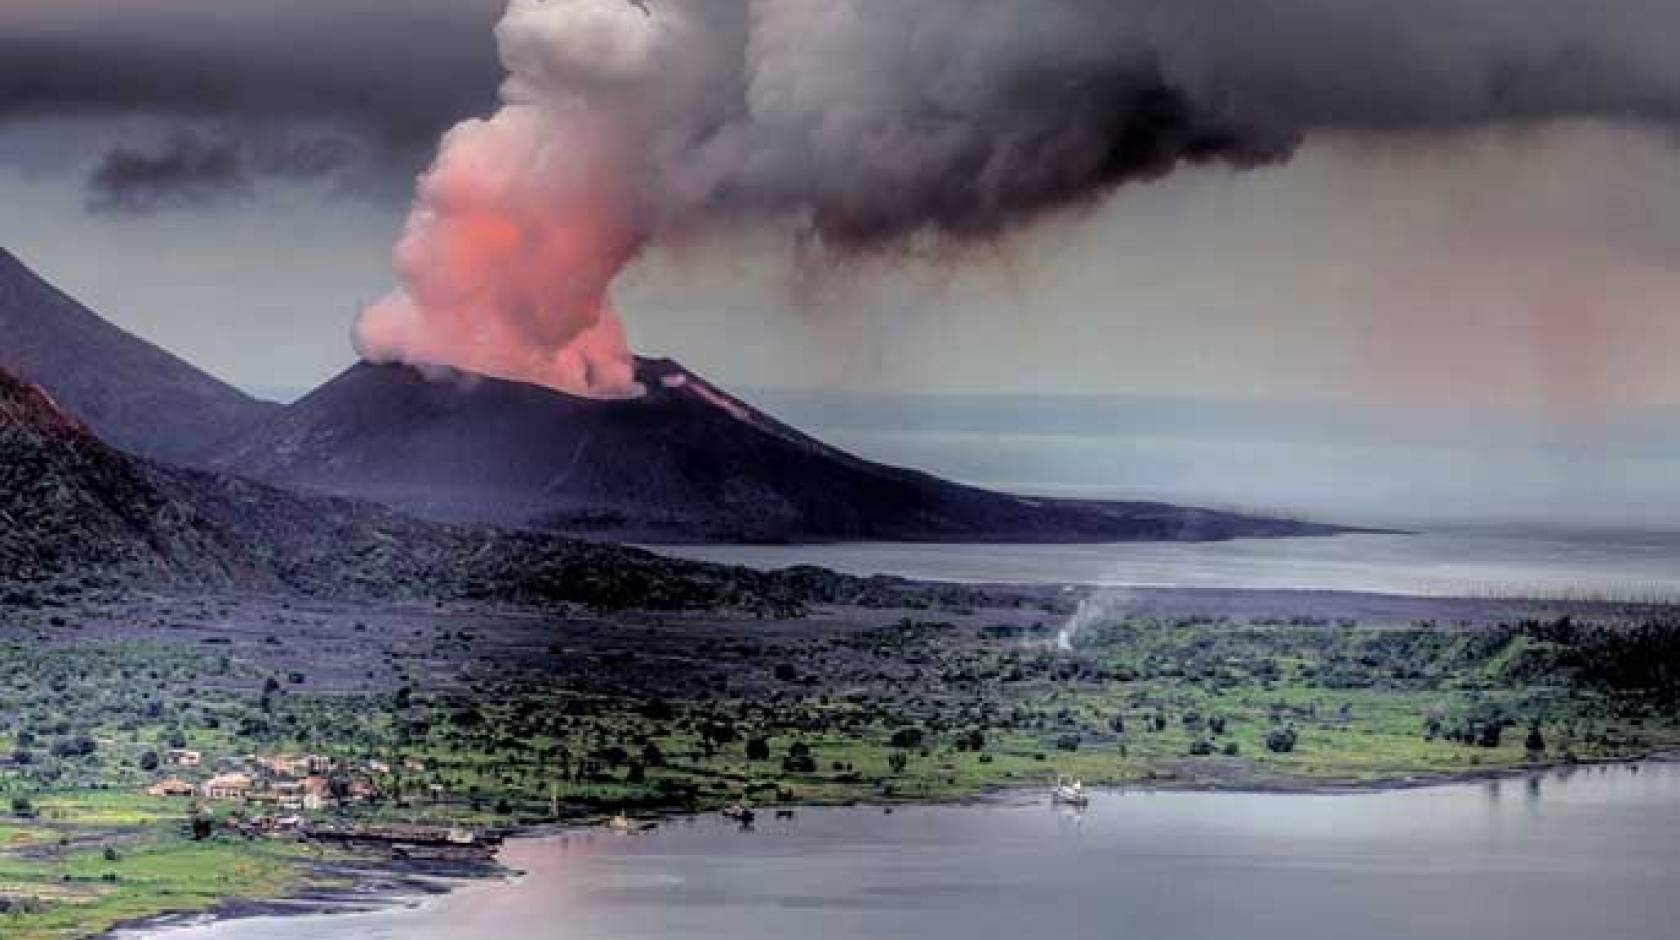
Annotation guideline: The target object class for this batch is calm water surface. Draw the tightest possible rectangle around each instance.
[650,530,1680,599]
[129,762,1680,940]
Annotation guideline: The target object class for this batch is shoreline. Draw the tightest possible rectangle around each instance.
[100,753,1678,940]
[98,855,510,939]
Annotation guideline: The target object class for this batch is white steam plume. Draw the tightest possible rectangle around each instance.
[1058,587,1135,652]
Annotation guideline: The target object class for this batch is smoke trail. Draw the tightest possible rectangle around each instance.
[1057,587,1135,652]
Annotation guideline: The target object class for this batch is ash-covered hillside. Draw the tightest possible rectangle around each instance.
[0,248,278,463]
[216,357,1341,544]
[0,367,845,613]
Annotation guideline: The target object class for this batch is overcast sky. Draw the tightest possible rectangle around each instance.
[4,1,1680,526]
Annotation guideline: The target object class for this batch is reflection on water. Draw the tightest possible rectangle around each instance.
[649,530,1680,599]
[126,762,1680,940]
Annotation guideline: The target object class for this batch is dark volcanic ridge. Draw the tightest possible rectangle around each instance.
[216,357,1342,544]
[0,248,278,464]
[1,246,1340,545]
[0,367,882,613]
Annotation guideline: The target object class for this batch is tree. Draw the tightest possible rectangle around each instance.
[1524,725,1546,755]
[1265,727,1298,754]
[1474,722,1503,749]
[138,750,160,772]
[782,742,816,773]
[889,728,924,748]
[745,738,771,761]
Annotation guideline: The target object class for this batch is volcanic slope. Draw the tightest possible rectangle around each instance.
[0,248,277,463]
[215,357,1340,543]
[0,366,825,612]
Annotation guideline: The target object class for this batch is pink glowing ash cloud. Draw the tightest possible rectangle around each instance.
[355,1,665,398]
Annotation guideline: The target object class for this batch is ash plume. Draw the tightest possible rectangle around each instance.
[353,0,1680,396]
[354,0,1285,395]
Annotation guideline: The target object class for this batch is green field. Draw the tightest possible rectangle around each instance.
[4,598,1679,938]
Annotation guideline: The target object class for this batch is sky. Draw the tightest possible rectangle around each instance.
[4,1,1680,527]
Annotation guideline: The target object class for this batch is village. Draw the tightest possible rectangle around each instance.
[127,748,517,863]
[142,749,411,807]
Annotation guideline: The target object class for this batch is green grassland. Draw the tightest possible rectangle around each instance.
[0,835,307,940]
[4,600,1679,937]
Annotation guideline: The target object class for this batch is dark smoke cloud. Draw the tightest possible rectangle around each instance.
[0,0,504,204]
[717,57,1295,249]
[84,129,363,214]
[87,131,250,213]
[669,4,1301,248]
[657,0,1680,251]
[8,0,1680,229]
[0,1,503,142]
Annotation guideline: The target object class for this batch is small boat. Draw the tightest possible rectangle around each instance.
[607,814,657,833]
[721,803,756,825]
[1051,775,1089,807]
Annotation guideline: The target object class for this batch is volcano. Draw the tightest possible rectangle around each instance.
[0,248,277,463]
[0,365,829,611]
[215,357,1338,543]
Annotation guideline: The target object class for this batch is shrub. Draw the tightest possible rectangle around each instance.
[51,735,97,759]
[1264,727,1298,754]
[889,728,924,749]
